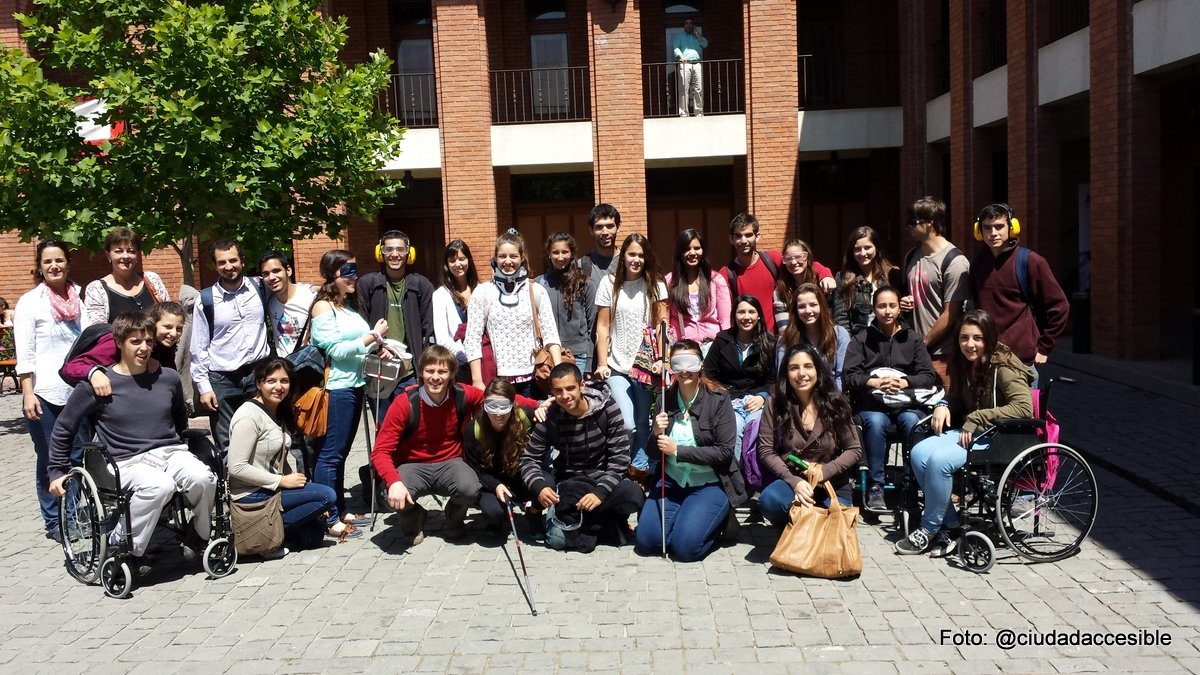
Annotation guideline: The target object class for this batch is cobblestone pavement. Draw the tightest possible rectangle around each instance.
[0,390,1197,674]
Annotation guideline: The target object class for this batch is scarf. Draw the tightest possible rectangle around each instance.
[46,282,81,323]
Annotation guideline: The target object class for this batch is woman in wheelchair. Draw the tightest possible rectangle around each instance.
[843,286,937,512]
[757,344,862,529]
[228,357,338,555]
[896,309,1034,556]
[47,311,216,575]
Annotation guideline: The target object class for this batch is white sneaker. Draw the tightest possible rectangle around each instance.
[261,546,288,560]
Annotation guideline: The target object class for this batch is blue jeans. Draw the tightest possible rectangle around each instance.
[759,478,852,529]
[909,430,970,532]
[313,386,365,525]
[859,409,923,488]
[239,482,338,537]
[573,354,589,378]
[27,396,87,533]
[607,372,651,470]
[635,477,730,562]
[731,398,763,463]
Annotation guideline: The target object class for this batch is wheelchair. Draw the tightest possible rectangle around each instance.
[55,428,238,598]
[893,377,1098,572]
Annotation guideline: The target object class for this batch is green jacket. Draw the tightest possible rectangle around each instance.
[949,350,1035,433]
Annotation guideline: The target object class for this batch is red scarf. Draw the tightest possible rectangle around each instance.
[46,283,81,323]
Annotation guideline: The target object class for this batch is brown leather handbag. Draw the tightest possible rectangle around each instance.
[230,429,286,556]
[293,365,330,437]
[769,480,863,579]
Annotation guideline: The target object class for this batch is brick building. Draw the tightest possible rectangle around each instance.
[1,0,1197,372]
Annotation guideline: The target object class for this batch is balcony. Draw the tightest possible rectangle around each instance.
[1042,0,1089,46]
[379,73,438,129]
[643,59,744,118]
[799,52,900,110]
[490,66,591,125]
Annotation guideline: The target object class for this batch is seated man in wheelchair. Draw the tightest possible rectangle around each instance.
[895,309,1033,557]
[842,286,938,512]
[47,311,216,575]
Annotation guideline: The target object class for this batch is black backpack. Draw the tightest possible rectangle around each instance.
[58,323,114,386]
[725,250,779,297]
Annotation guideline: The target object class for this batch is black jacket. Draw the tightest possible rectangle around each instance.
[702,328,776,400]
[356,270,436,352]
[842,321,937,411]
[521,384,631,501]
[647,385,747,507]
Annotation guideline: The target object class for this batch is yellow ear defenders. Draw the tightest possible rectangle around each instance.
[374,242,417,265]
[973,204,1021,241]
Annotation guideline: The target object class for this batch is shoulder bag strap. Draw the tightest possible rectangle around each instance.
[528,282,544,348]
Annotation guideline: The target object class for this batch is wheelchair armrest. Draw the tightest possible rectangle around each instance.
[992,418,1045,432]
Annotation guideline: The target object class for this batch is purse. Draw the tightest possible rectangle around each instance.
[769,480,863,579]
[293,365,331,437]
[528,282,574,389]
[230,429,286,556]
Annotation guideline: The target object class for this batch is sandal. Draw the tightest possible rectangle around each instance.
[325,522,363,542]
[342,513,371,527]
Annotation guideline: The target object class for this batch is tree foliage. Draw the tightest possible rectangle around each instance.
[0,0,403,283]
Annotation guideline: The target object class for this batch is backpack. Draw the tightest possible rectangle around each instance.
[399,384,468,444]
[58,323,114,387]
[199,276,275,356]
[903,246,965,297]
[725,250,779,297]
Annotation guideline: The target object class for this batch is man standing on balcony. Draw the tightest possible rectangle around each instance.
[673,19,707,117]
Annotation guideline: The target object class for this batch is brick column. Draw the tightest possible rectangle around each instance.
[433,0,498,273]
[1006,0,1061,265]
[898,0,931,216]
[1089,0,1162,358]
[947,1,981,248]
[586,2,646,233]
[743,0,799,250]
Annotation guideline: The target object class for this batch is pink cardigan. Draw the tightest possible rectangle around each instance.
[665,271,732,344]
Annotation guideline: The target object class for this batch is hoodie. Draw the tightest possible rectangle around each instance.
[520,384,631,500]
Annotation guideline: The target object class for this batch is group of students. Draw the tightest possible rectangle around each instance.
[15,192,1069,573]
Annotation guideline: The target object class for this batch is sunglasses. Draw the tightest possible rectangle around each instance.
[338,262,359,279]
[906,218,931,230]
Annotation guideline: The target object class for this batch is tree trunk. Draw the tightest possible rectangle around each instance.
[172,233,196,288]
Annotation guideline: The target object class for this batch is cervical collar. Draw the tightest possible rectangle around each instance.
[492,261,529,293]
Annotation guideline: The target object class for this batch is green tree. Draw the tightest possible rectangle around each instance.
[0,0,403,284]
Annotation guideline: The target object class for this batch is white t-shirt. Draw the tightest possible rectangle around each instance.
[595,275,667,375]
[268,283,316,355]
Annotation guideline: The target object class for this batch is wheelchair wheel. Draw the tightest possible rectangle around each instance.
[59,468,108,585]
[997,443,1097,563]
[100,557,132,599]
[203,537,237,578]
[959,530,996,573]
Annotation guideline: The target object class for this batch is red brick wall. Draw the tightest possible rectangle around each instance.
[433,1,498,278]
[587,1,646,234]
[1089,0,1162,359]
[899,0,932,222]
[744,0,799,251]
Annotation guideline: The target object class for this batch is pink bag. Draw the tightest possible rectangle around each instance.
[1012,388,1060,491]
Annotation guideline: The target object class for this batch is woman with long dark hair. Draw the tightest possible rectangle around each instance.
[665,229,730,356]
[462,379,538,529]
[896,310,1034,556]
[464,229,562,396]
[537,232,596,375]
[309,249,388,540]
[432,239,480,383]
[16,240,95,542]
[832,226,902,335]
[702,295,776,460]
[594,232,669,476]
[777,282,851,390]
[637,339,745,561]
[756,344,862,529]
[228,357,338,556]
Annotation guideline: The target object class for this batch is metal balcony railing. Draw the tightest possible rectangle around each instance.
[1043,0,1089,45]
[798,51,900,110]
[378,73,438,128]
[643,59,744,118]
[490,66,591,125]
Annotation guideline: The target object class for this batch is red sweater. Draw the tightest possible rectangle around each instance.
[371,385,537,487]
[722,251,832,333]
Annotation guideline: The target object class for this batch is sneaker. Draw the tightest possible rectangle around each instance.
[443,502,468,541]
[261,546,289,560]
[930,529,959,558]
[129,554,155,579]
[405,504,428,546]
[45,529,63,545]
[180,528,208,563]
[866,486,887,513]
[1009,494,1036,520]
[895,528,932,555]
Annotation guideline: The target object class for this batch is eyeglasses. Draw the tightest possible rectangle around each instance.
[338,262,359,279]
[381,245,409,255]
[906,219,931,230]
[782,254,809,264]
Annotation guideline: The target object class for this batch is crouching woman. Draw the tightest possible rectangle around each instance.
[757,344,863,528]
[636,340,747,562]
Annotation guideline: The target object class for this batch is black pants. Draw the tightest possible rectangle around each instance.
[476,481,536,524]
[553,476,646,520]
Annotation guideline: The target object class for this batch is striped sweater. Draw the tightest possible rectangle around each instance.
[520,385,630,500]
